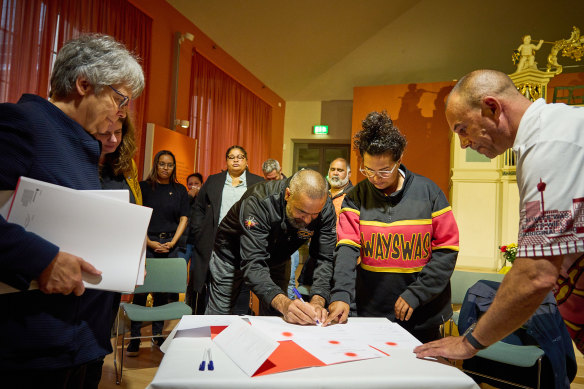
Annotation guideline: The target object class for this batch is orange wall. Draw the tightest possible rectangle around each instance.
[129,0,285,178]
[351,81,455,197]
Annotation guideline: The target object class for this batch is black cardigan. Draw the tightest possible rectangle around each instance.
[189,170,264,293]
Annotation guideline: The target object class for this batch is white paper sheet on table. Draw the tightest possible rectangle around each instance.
[342,320,423,352]
[248,316,383,365]
[249,316,349,341]
[213,318,279,376]
[0,177,151,293]
[176,315,242,331]
[248,316,420,362]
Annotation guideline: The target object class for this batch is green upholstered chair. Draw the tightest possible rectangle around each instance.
[463,343,546,388]
[447,270,505,334]
[114,257,192,385]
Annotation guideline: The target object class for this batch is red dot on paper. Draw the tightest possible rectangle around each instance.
[329,340,340,344]
[386,342,397,346]
[345,352,357,357]
[282,332,293,337]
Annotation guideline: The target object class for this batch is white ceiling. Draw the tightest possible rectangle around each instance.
[168,0,584,102]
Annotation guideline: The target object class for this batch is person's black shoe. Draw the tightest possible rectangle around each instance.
[126,339,140,357]
[152,336,164,349]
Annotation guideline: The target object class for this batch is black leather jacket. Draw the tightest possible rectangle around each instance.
[214,178,337,306]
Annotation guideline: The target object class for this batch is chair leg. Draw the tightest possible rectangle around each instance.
[536,356,542,389]
[118,312,127,385]
[114,307,121,385]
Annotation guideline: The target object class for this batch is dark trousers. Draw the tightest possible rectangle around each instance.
[3,358,104,389]
[130,238,179,338]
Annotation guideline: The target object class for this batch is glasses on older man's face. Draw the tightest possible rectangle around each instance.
[108,85,129,109]
[158,162,175,170]
[227,154,246,161]
[359,163,397,179]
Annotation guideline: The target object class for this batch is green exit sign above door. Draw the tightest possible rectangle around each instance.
[313,125,328,135]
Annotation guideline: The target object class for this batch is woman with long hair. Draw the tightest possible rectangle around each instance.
[127,150,189,356]
[96,115,142,205]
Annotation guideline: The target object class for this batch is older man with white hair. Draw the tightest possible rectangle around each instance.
[327,157,353,218]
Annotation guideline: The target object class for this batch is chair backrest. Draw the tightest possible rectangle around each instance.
[134,257,187,294]
[450,270,505,305]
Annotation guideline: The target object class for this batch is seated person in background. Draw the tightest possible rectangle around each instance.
[206,169,336,325]
[325,111,459,344]
[262,158,286,180]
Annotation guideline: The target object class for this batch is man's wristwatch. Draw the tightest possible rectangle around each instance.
[463,322,487,350]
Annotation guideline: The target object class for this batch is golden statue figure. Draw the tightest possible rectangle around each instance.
[514,35,544,72]
[546,26,584,75]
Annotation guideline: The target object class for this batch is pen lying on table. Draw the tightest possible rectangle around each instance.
[198,347,214,371]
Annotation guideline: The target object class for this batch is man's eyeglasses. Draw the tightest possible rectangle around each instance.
[359,163,397,179]
[227,155,246,160]
[158,162,175,169]
[108,85,129,109]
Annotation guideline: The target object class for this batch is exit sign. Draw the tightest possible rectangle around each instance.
[313,125,328,134]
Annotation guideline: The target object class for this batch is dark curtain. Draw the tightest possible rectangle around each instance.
[189,49,272,178]
[0,0,151,159]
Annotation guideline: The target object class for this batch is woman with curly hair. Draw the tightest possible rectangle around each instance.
[325,111,460,343]
[96,115,142,205]
[94,115,143,376]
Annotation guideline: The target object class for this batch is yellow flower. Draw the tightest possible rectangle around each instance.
[500,243,518,264]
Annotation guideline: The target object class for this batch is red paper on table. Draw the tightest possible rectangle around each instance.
[211,325,325,376]
[253,340,326,376]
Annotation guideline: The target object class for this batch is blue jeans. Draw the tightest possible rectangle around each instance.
[177,243,194,265]
[287,250,300,299]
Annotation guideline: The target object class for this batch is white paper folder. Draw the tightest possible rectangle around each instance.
[2,177,152,293]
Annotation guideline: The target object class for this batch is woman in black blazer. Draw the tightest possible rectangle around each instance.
[187,145,264,313]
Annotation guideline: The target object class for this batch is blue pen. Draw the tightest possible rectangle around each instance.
[292,287,320,325]
[198,348,207,371]
[207,348,214,371]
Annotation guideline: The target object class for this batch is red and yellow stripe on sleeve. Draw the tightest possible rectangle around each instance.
[337,207,361,248]
[432,206,459,251]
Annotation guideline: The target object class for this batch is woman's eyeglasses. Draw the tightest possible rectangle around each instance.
[359,163,397,179]
[108,85,129,109]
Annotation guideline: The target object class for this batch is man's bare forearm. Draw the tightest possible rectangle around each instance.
[472,256,562,347]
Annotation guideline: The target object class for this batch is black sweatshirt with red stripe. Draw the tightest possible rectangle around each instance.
[331,165,459,331]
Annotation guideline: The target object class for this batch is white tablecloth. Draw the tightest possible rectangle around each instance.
[148,317,479,389]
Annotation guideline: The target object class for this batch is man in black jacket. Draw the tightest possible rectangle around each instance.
[207,169,336,324]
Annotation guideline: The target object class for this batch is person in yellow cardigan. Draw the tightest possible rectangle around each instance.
[95,115,144,361]
[96,115,143,205]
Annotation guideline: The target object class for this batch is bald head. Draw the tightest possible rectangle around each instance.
[289,169,327,200]
[447,69,521,110]
[445,69,532,159]
[285,169,328,228]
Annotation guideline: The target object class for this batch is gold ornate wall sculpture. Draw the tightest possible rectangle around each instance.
[512,26,584,77]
